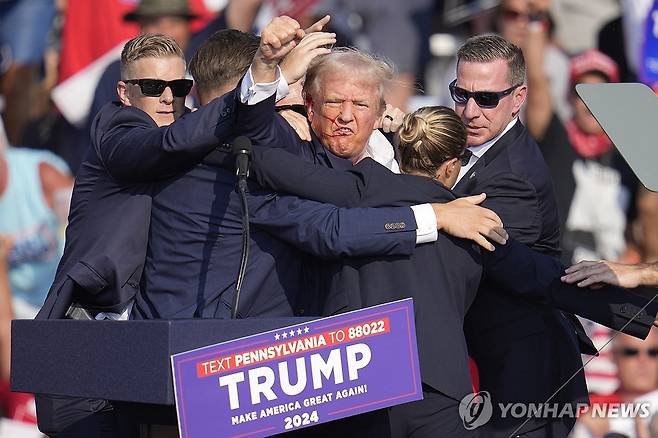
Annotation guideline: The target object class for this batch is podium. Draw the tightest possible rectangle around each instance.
[10,318,314,434]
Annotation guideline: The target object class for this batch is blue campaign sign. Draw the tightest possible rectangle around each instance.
[171,299,422,438]
[641,0,658,87]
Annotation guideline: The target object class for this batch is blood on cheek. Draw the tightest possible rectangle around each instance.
[319,107,354,137]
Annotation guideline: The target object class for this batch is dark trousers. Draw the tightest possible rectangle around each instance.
[500,417,575,438]
[35,394,139,438]
[389,386,482,438]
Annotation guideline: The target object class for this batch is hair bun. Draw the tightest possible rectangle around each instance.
[399,113,429,148]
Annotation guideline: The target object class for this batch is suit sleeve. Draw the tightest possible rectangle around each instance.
[95,93,235,182]
[250,147,367,207]
[484,239,658,339]
[233,92,304,155]
[477,171,541,245]
[549,283,658,340]
[248,190,417,259]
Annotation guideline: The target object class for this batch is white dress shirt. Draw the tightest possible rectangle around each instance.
[454,118,519,187]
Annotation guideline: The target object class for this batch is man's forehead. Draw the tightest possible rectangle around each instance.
[128,56,185,79]
[456,59,511,89]
[320,78,379,99]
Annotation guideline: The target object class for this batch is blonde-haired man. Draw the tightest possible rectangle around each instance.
[34,33,234,438]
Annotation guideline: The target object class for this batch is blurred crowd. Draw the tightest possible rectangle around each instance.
[1,0,658,436]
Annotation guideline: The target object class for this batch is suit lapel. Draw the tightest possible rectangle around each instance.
[453,120,525,194]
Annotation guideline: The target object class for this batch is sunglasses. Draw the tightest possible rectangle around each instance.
[124,78,193,97]
[449,79,522,109]
[617,347,658,358]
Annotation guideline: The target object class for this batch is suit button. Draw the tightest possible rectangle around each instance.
[298,308,305,315]
[384,222,406,230]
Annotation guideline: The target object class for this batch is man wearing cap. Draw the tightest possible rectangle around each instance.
[534,49,637,266]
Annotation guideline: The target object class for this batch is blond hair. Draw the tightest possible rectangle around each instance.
[398,106,467,176]
[303,47,394,113]
[120,33,185,79]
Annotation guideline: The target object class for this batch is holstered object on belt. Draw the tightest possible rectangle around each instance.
[65,303,94,320]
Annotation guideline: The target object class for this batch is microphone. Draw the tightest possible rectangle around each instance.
[233,136,251,182]
[230,136,252,319]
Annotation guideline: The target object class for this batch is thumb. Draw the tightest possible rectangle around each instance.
[464,193,486,205]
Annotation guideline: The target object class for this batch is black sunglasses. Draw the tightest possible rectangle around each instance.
[449,79,522,109]
[124,78,193,97]
[617,347,658,358]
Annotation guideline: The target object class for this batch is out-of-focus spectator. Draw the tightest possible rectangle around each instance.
[0,235,13,385]
[338,0,434,110]
[0,140,72,319]
[634,187,658,263]
[533,49,637,264]
[527,47,639,396]
[596,0,649,85]
[572,329,658,438]
[619,0,654,83]
[0,0,56,145]
[494,0,571,122]
[0,234,39,430]
[226,0,433,110]
[549,0,620,55]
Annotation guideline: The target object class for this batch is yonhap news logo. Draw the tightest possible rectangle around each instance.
[458,392,653,430]
[459,391,493,430]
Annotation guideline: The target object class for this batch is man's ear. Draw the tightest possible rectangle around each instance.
[305,95,314,122]
[117,81,131,106]
[512,85,527,114]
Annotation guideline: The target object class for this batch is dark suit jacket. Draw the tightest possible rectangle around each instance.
[135,154,419,319]
[37,95,237,319]
[454,120,594,434]
[244,144,658,403]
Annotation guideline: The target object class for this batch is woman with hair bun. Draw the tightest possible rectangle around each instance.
[247,105,475,210]
[242,103,658,437]
[242,105,513,436]
[397,106,471,189]
[243,104,650,438]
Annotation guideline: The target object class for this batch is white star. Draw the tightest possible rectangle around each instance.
[304,326,310,333]
[289,330,295,337]
[275,333,280,340]
[297,328,303,336]
[282,332,288,339]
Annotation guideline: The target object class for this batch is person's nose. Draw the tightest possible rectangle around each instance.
[337,101,354,124]
[160,86,174,105]
[463,97,480,120]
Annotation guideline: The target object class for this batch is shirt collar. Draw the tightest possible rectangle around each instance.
[468,117,518,158]
[353,130,400,173]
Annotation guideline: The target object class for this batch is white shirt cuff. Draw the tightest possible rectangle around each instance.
[239,65,289,105]
[411,203,438,244]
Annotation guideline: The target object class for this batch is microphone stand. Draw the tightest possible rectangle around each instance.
[231,177,249,319]
[231,137,251,319]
